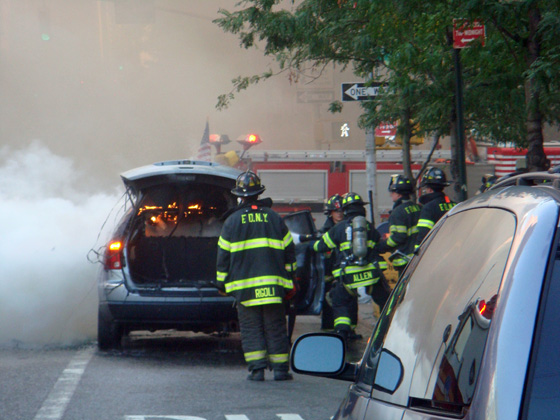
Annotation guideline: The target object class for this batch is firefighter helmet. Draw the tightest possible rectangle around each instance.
[388,174,414,194]
[231,170,265,197]
[324,194,343,214]
[342,192,367,209]
[420,167,449,189]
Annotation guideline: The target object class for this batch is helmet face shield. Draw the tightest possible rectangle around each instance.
[231,171,266,197]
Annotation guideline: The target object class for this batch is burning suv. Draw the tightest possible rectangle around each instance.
[96,160,242,349]
[95,160,324,350]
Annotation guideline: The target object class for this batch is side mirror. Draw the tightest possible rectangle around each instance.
[290,333,345,375]
[373,349,404,394]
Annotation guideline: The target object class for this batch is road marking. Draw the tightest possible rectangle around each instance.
[277,416,305,420]
[34,346,95,420]
[126,415,306,420]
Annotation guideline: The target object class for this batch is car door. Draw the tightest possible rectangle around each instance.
[339,206,517,420]
[283,210,324,315]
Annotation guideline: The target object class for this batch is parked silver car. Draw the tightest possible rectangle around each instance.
[291,171,560,419]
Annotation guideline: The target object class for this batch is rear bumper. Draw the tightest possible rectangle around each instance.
[99,284,238,332]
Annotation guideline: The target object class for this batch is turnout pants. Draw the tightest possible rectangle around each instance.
[237,303,290,373]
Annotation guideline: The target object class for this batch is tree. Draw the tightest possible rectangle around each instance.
[215,0,560,177]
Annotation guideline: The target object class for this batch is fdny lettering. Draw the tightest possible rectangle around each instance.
[405,205,421,214]
[439,203,455,212]
[255,287,275,298]
[241,213,269,224]
[353,271,373,282]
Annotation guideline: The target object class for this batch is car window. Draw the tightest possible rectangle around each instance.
[360,207,515,415]
[523,235,560,418]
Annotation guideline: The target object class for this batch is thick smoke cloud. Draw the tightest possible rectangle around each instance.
[0,141,122,347]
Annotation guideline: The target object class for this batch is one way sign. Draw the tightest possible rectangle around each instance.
[341,82,384,101]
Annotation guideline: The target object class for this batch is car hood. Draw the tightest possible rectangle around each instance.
[120,160,242,193]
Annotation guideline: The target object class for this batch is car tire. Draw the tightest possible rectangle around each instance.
[97,308,123,350]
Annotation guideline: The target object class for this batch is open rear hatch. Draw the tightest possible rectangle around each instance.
[120,161,239,289]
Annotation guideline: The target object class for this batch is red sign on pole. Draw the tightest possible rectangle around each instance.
[453,19,485,49]
[375,122,397,137]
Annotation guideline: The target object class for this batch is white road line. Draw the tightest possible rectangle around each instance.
[33,346,95,420]
[277,415,305,420]
[224,416,250,420]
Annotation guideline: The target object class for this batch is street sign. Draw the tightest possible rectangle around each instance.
[453,19,485,49]
[341,82,384,101]
[375,122,397,137]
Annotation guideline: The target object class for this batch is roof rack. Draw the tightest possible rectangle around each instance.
[491,170,560,190]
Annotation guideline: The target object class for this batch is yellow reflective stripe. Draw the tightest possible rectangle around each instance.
[340,241,352,251]
[245,350,267,362]
[408,226,419,235]
[229,237,285,252]
[224,276,293,293]
[393,255,413,267]
[367,240,376,248]
[285,262,297,272]
[216,271,227,282]
[390,225,407,233]
[379,261,388,270]
[342,264,375,274]
[334,317,352,327]
[387,236,398,247]
[242,297,283,306]
[269,353,289,363]
[283,232,293,248]
[323,232,337,249]
[346,277,379,288]
[218,236,231,251]
[417,219,434,229]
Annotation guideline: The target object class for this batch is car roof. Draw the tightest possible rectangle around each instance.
[448,171,560,219]
[120,159,242,191]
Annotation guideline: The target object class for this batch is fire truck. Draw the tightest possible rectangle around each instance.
[216,135,560,224]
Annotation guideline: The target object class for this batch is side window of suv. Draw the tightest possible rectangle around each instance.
[523,233,560,418]
[360,208,516,415]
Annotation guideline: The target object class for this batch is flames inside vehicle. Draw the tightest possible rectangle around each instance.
[125,183,236,287]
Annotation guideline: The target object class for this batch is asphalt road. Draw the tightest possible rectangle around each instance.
[0,302,379,420]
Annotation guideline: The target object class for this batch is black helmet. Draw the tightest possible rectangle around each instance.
[342,192,367,209]
[479,173,498,193]
[324,194,343,214]
[231,171,265,197]
[388,174,413,194]
[420,167,449,189]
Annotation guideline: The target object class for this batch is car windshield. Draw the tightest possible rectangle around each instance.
[360,207,516,415]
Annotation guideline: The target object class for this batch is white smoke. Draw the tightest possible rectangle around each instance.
[0,141,123,348]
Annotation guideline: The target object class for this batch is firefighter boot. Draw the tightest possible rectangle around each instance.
[247,368,265,381]
[274,370,293,381]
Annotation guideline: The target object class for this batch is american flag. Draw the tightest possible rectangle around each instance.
[195,120,212,161]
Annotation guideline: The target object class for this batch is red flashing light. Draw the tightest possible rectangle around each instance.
[209,134,231,145]
[105,240,123,270]
[237,133,262,150]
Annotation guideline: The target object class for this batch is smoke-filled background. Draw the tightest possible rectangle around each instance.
[0,1,362,347]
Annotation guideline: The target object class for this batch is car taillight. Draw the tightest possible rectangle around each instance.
[104,240,123,270]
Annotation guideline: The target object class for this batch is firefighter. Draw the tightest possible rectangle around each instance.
[216,170,297,381]
[312,193,390,342]
[415,167,456,248]
[377,175,421,277]
[477,173,498,195]
[318,194,345,332]
[320,194,344,233]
